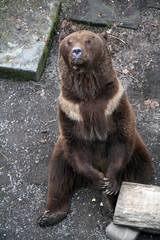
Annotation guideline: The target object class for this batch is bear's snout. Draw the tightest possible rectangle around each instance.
[72,47,83,58]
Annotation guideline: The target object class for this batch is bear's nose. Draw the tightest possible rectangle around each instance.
[72,47,83,58]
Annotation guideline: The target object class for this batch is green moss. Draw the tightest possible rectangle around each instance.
[105,22,113,29]
[0,67,37,82]
[37,1,60,80]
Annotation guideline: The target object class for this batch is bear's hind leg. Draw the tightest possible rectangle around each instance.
[124,131,153,184]
[104,132,153,212]
[38,139,75,227]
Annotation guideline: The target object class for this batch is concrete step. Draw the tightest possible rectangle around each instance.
[0,0,60,81]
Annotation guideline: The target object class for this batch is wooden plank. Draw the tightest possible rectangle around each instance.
[113,182,160,234]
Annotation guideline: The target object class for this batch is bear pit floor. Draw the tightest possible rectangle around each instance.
[0,1,160,240]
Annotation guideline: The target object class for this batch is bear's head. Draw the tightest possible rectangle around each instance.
[58,30,108,73]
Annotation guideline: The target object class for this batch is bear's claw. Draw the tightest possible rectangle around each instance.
[101,178,110,189]
[37,211,67,227]
[103,189,118,195]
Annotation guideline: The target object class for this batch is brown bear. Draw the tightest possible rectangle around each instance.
[37,30,153,227]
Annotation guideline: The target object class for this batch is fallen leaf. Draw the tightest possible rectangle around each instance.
[40,139,46,143]
[122,68,131,74]
[146,61,151,67]
[60,19,68,29]
[151,24,158,27]
[71,25,76,31]
[61,7,66,13]
[144,99,159,110]
[150,100,159,109]
[98,12,103,18]
[11,15,16,19]
[144,99,151,106]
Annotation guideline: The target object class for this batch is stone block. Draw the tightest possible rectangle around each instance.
[0,0,60,81]
[114,182,160,234]
[106,222,140,240]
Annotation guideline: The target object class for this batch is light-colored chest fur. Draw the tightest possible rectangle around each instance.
[58,81,124,141]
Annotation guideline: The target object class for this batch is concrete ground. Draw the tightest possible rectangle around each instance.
[0,1,160,239]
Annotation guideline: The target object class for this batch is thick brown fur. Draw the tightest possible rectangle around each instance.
[38,30,153,227]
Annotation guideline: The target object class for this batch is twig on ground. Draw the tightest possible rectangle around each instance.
[109,35,126,44]
[0,151,8,161]
[44,119,57,126]
[117,70,143,90]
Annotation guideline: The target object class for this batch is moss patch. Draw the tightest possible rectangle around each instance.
[37,1,60,81]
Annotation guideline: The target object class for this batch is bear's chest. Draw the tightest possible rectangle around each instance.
[74,102,109,141]
[74,119,108,141]
[58,94,115,141]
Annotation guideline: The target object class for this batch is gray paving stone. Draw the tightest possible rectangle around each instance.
[106,222,140,240]
[0,0,60,81]
[69,0,141,30]
[147,0,160,9]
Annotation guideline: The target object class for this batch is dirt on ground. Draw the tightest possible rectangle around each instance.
[0,1,160,239]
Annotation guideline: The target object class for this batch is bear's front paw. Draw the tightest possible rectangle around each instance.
[101,177,110,189]
[37,210,67,227]
[91,170,106,189]
[103,178,120,196]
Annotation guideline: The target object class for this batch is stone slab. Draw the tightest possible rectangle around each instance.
[0,0,60,81]
[147,0,160,9]
[68,0,141,30]
[114,182,160,234]
[106,222,140,240]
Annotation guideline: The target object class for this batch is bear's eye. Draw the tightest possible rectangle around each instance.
[85,40,91,45]
[68,41,72,46]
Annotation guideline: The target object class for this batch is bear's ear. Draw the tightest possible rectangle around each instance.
[99,32,108,41]
[59,32,67,43]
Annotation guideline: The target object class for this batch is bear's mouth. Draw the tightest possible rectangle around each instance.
[73,65,79,70]
[71,58,85,71]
